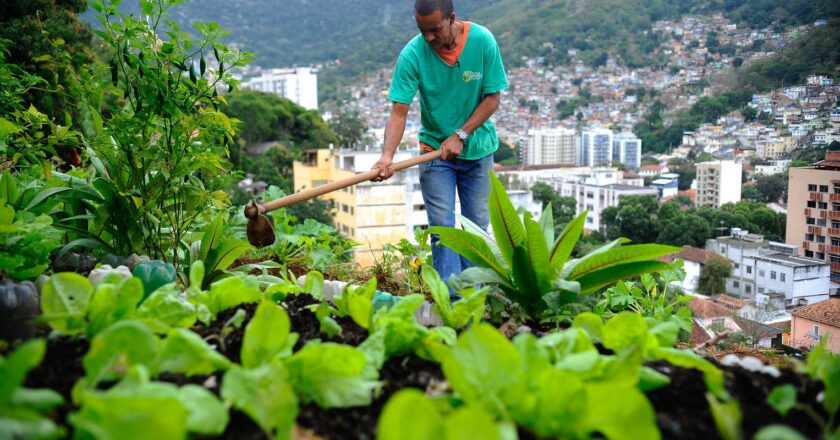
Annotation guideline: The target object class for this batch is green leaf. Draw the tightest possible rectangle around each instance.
[509,245,541,312]
[423,265,455,326]
[10,388,64,412]
[303,270,325,300]
[523,212,552,293]
[70,388,188,440]
[372,294,428,357]
[539,202,554,246]
[286,342,381,408]
[441,324,525,418]
[177,384,229,435]
[133,283,197,330]
[488,172,526,264]
[580,382,660,440]
[754,425,809,440]
[0,171,19,205]
[766,384,797,417]
[568,244,680,281]
[377,389,444,440]
[0,117,22,136]
[428,226,508,276]
[638,366,672,391]
[86,277,144,337]
[572,312,604,343]
[0,407,65,440]
[574,261,675,294]
[550,210,586,269]
[41,273,93,334]
[83,321,158,386]
[706,393,742,440]
[221,364,298,437]
[0,340,46,404]
[241,301,291,369]
[203,240,254,289]
[207,276,262,315]
[451,287,490,329]
[334,278,375,329]
[602,312,648,353]
[156,328,231,376]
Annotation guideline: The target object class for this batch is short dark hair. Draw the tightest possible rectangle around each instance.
[414,0,454,17]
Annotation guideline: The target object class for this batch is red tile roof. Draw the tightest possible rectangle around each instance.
[660,246,718,264]
[790,299,840,328]
[688,298,735,319]
[713,295,750,310]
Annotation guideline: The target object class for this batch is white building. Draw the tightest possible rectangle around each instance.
[754,160,791,176]
[524,127,577,166]
[706,233,831,307]
[612,132,642,169]
[651,173,680,200]
[244,67,319,110]
[579,127,614,167]
[696,160,742,207]
[557,169,657,233]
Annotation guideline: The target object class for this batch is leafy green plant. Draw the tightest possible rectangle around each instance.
[46,0,253,264]
[433,172,679,320]
[185,213,253,289]
[757,337,840,440]
[595,266,693,333]
[184,261,262,325]
[0,339,66,440]
[71,365,228,439]
[0,171,61,281]
[422,265,488,330]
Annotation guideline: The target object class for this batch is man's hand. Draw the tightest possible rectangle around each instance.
[440,134,464,161]
[371,156,395,181]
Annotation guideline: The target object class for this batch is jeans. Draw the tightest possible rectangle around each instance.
[419,152,493,298]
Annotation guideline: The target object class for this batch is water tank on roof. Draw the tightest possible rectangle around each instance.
[731,227,742,237]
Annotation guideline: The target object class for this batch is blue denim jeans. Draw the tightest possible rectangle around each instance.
[419,152,493,296]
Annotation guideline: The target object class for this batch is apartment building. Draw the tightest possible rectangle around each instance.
[557,170,657,233]
[612,132,642,170]
[524,127,577,166]
[786,151,840,288]
[293,148,427,267]
[243,67,319,110]
[579,127,614,167]
[706,233,831,307]
[695,160,742,207]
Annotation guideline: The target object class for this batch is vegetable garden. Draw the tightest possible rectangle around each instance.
[1,1,838,439]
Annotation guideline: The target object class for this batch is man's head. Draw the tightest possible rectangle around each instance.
[414,0,457,50]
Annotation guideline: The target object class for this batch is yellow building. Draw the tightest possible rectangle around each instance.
[293,148,427,267]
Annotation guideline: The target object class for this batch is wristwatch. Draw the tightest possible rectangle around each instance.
[455,128,469,142]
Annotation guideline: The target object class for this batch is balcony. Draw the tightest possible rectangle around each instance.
[830,193,840,202]
[830,211,840,219]
[808,225,823,234]
[820,210,827,218]
[830,245,840,254]
[804,208,812,216]
[803,241,810,250]
[832,263,840,273]
[810,192,824,201]
[829,228,840,236]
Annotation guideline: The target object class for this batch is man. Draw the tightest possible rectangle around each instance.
[372,0,508,290]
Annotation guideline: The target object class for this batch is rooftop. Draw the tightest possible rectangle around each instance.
[713,294,751,310]
[688,298,734,319]
[790,298,840,328]
[752,251,830,269]
[660,246,718,264]
[733,316,783,338]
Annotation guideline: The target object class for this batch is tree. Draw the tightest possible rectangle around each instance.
[494,141,519,165]
[698,256,732,296]
[741,105,758,121]
[828,140,840,151]
[329,109,367,149]
[742,186,763,202]
[755,174,787,203]
[601,195,658,244]
[657,213,712,248]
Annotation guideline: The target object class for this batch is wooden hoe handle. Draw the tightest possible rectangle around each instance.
[256,149,443,213]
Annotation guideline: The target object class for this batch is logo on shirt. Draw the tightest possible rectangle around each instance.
[462,71,482,83]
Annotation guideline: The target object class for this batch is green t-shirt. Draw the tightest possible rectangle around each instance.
[388,22,509,160]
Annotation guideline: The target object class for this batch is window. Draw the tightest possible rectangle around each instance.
[806,217,816,225]
[745,284,752,293]
[780,273,786,282]
[817,252,826,259]
[819,185,829,193]
[710,319,726,332]
[805,250,814,257]
[805,233,815,241]
[721,246,727,253]
[807,200,817,208]
[734,263,740,269]
[759,270,765,277]
[758,287,765,293]
[733,280,740,288]
[746,266,752,274]
[813,325,821,338]
[808,184,817,191]
[770,271,776,280]
[817,235,826,243]
[832,221,840,229]
[832,238,840,246]
[818,218,827,227]
[818,202,828,209]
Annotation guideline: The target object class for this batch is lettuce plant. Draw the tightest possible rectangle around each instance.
[0,340,65,440]
[431,172,679,319]
[422,265,488,330]
[596,266,693,333]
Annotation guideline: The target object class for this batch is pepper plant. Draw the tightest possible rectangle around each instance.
[431,172,679,320]
[46,0,253,267]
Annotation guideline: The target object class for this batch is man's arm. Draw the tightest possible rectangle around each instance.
[372,102,410,181]
[439,92,501,160]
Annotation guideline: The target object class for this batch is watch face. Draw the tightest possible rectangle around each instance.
[457,129,468,140]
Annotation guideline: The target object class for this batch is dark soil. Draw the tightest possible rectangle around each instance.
[296,355,445,440]
[22,334,89,431]
[283,294,369,350]
[647,360,826,440]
